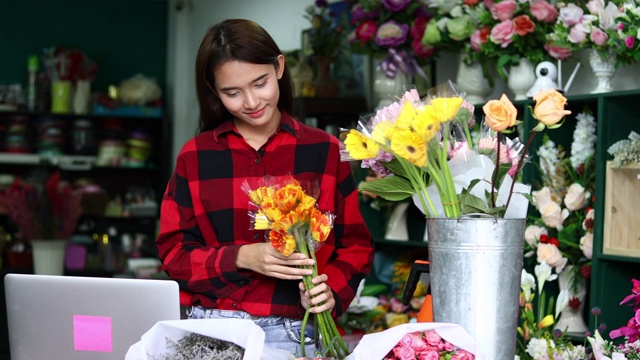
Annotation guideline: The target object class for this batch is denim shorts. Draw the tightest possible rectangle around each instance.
[187,306,318,357]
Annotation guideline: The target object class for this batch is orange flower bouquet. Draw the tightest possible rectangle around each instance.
[241,175,347,359]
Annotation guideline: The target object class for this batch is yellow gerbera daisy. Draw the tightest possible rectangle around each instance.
[248,186,275,206]
[425,97,463,123]
[274,184,305,213]
[344,130,379,160]
[390,129,428,167]
[253,210,271,230]
[269,212,300,256]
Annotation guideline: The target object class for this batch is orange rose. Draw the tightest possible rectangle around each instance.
[513,15,536,36]
[482,94,518,132]
[532,89,571,126]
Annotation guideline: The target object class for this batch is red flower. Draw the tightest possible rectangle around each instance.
[513,15,536,36]
[580,264,592,279]
[568,297,581,310]
[355,20,378,43]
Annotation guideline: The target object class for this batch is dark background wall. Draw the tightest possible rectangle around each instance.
[0,0,168,93]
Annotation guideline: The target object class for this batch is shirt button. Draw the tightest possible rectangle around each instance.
[232,303,237,308]
[253,233,260,239]
[254,158,260,164]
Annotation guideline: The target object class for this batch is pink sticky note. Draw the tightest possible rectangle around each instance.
[73,315,113,352]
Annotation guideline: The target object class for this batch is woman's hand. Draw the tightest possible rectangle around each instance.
[236,243,314,280]
[299,274,335,314]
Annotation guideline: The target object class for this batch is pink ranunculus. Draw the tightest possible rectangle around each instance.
[587,0,605,15]
[423,330,442,346]
[417,349,441,360]
[530,0,559,23]
[544,42,573,60]
[470,29,483,51]
[590,27,609,46]
[559,3,584,27]
[398,332,428,352]
[490,20,515,48]
[393,345,416,360]
[491,0,517,21]
[626,35,635,48]
[568,24,588,43]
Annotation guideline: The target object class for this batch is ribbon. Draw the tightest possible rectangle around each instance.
[379,48,428,80]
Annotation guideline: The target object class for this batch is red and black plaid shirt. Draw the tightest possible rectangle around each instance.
[156,112,374,319]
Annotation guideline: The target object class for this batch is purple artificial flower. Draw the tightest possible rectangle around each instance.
[315,0,328,8]
[351,4,379,22]
[382,0,411,12]
[375,20,409,48]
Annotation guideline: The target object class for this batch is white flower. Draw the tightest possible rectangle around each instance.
[540,201,570,230]
[537,244,568,273]
[525,225,548,247]
[570,111,597,169]
[555,289,570,318]
[535,261,558,295]
[580,232,594,259]
[537,140,560,180]
[532,187,554,208]
[564,183,589,211]
[521,269,536,301]
[526,337,554,359]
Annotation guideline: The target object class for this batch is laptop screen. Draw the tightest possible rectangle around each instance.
[4,274,180,360]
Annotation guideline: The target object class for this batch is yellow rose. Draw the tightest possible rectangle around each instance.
[482,94,518,132]
[532,89,571,126]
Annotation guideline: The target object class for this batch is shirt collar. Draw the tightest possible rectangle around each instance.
[212,111,299,142]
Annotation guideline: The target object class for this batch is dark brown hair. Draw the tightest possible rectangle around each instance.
[195,19,294,134]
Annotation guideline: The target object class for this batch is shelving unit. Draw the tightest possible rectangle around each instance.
[0,109,172,260]
[517,89,640,333]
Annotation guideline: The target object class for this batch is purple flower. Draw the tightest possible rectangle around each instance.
[382,0,411,12]
[315,0,328,8]
[375,20,409,48]
[351,4,379,22]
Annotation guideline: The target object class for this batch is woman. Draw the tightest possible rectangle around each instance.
[156,19,374,356]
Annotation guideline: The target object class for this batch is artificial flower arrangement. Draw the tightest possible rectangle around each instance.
[340,80,569,220]
[516,262,590,360]
[241,175,347,359]
[547,0,640,66]
[524,107,597,283]
[427,0,560,80]
[345,0,434,79]
[304,0,345,58]
[588,278,640,360]
[0,170,82,241]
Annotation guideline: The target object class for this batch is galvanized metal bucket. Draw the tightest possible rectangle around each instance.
[426,215,525,360]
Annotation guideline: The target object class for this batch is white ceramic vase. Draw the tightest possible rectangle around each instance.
[72,80,92,115]
[589,49,616,94]
[554,265,589,334]
[373,59,408,111]
[31,239,67,276]
[507,58,536,101]
[456,56,493,104]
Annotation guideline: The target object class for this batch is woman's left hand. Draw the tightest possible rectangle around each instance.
[299,274,335,314]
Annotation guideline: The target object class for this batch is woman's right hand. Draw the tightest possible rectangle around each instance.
[236,243,315,280]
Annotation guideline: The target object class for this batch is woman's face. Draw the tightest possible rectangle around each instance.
[214,55,285,130]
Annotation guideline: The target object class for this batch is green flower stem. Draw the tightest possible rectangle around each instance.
[294,229,347,359]
[398,158,434,217]
[463,122,473,149]
[490,132,502,208]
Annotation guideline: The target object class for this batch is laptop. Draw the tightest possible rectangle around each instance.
[4,273,181,360]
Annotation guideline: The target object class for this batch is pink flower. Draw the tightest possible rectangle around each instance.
[490,20,515,48]
[417,349,441,360]
[423,330,442,346]
[398,332,429,352]
[470,27,490,51]
[513,15,536,36]
[559,3,584,27]
[625,35,635,49]
[452,349,476,360]
[491,0,517,21]
[569,24,588,43]
[590,27,609,46]
[544,43,573,60]
[586,0,605,15]
[354,20,378,43]
[393,345,416,360]
[442,340,455,351]
[530,0,558,23]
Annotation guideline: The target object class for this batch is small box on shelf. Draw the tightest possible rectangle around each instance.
[603,161,640,258]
